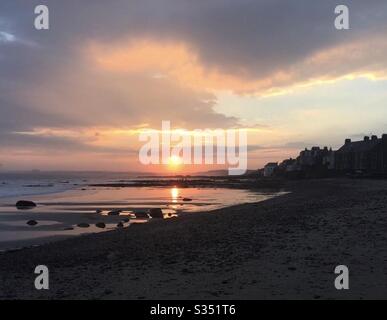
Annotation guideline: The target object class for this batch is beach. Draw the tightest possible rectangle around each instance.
[1,178,387,299]
[0,178,277,250]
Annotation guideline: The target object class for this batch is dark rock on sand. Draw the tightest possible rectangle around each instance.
[108,210,121,216]
[96,222,106,229]
[122,218,130,223]
[64,227,74,231]
[182,198,192,202]
[117,222,124,228]
[96,209,103,214]
[26,220,38,226]
[16,200,37,209]
[135,211,149,218]
[77,223,90,228]
[149,208,164,218]
[104,289,113,295]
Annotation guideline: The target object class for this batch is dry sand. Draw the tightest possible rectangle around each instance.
[1,178,387,299]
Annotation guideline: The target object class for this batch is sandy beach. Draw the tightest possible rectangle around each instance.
[1,178,387,299]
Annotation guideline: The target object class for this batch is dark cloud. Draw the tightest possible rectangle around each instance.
[2,0,386,76]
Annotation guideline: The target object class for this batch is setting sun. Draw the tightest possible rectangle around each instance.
[168,155,183,168]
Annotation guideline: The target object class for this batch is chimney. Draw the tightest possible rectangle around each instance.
[345,139,351,145]
[364,136,370,141]
[371,135,378,141]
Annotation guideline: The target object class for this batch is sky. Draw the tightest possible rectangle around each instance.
[1,0,387,173]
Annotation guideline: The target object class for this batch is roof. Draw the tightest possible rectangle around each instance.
[337,138,380,153]
[264,162,278,167]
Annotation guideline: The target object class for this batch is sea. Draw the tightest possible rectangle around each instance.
[0,171,280,251]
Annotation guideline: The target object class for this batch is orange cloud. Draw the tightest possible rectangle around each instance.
[86,35,387,96]
[87,38,292,93]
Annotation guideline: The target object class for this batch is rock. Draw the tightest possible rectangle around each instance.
[182,198,192,202]
[108,210,121,216]
[96,222,106,229]
[122,218,130,223]
[26,220,38,226]
[77,223,90,228]
[149,208,164,218]
[16,200,37,209]
[135,211,149,218]
[116,222,124,228]
[64,227,74,231]
[95,209,103,214]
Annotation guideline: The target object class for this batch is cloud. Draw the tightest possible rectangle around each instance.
[1,0,387,169]
[12,61,239,129]
[0,31,15,42]
[86,38,270,93]
[2,1,387,86]
[88,33,387,95]
[0,128,139,156]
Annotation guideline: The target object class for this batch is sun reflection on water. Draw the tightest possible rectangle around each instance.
[171,187,179,203]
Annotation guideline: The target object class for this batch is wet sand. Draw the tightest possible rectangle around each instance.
[0,187,274,250]
[1,178,387,299]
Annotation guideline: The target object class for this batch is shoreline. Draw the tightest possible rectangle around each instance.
[0,185,276,252]
[0,199,257,254]
[1,178,387,299]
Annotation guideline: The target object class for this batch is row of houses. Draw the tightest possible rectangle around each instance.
[262,134,387,177]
